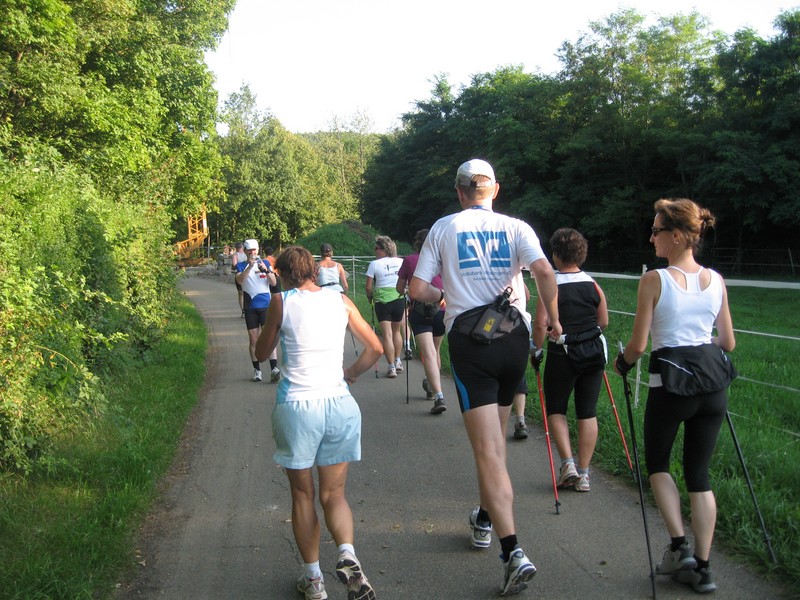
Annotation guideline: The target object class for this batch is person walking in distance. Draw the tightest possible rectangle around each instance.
[533,228,609,492]
[365,236,405,378]
[231,242,247,317]
[255,246,382,600]
[615,199,735,594]
[317,243,349,293]
[396,229,447,414]
[410,159,561,596]
[235,239,280,382]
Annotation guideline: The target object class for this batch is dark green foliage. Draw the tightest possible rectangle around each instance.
[209,86,361,248]
[0,0,234,472]
[362,9,800,273]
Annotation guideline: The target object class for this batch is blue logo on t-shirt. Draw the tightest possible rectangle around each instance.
[457,231,511,270]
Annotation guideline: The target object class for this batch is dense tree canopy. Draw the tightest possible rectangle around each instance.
[362,9,800,271]
[0,0,234,471]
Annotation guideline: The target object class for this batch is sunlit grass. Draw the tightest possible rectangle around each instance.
[0,295,207,599]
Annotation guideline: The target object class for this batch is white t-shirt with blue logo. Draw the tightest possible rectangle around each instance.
[414,206,545,333]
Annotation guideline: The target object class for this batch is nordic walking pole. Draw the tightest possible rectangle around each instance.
[535,364,560,515]
[349,328,359,357]
[617,342,656,599]
[725,410,777,564]
[403,295,410,404]
[602,371,633,475]
[371,300,379,378]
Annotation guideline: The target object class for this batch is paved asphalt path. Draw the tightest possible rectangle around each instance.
[116,271,785,600]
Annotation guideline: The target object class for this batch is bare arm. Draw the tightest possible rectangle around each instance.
[409,276,442,304]
[342,296,383,383]
[255,295,283,362]
[532,295,548,349]
[595,282,609,330]
[713,280,736,352]
[338,263,349,293]
[615,270,660,371]
[365,276,374,301]
[395,276,408,296]
[530,257,561,338]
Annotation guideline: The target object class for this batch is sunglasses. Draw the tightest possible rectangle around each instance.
[651,227,672,236]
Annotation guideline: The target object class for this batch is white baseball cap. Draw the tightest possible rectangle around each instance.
[455,159,496,188]
[243,239,259,251]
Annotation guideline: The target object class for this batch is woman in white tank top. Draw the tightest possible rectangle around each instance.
[254,246,382,600]
[615,198,735,594]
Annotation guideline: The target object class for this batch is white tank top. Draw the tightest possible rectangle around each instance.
[316,265,343,292]
[650,267,723,352]
[276,288,350,403]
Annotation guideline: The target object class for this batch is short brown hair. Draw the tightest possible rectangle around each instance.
[275,246,316,289]
[550,228,588,267]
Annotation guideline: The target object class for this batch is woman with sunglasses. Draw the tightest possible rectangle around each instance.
[615,198,735,595]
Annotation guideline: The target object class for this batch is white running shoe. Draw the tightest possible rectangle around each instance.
[296,574,327,600]
[252,369,262,382]
[557,461,579,488]
[500,548,537,596]
[469,506,492,548]
[574,473,591,492]
[387,365,397,378]
[270,367,281,382]
[394,357,404,372]
[335,550,375,600]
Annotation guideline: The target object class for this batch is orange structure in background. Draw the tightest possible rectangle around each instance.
[174,208,208,266]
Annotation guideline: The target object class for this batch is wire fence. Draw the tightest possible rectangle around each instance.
[335,257,798,439]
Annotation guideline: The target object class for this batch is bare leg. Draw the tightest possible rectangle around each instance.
[379,321,394,365]
[548,413,573,461]
[285,468,320,563]
[391,322,403,362]
[247,328,260,362]
[650,472,686,538]
[318,462,354,546]
[689,491,717,561]
[462,404,515,538]
[576,417,598,470]
[416,332,442,393]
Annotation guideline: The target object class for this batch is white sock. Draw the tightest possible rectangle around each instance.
[338,543,355,557]
[304,561,322,580]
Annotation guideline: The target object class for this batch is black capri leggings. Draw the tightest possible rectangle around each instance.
[643,386,728,492]
[542,350,602,419]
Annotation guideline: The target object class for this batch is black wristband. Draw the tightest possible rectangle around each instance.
[438,289,445,303]
[615,352,634,375]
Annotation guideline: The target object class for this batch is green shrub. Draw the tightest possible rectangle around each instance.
[0,151,176,472]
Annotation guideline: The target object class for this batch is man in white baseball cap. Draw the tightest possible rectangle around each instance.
[454,158,496,188]
[235,238,280,382]
[410,158,561,596]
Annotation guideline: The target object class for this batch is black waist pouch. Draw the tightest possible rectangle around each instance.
[651,344,738,396]
[452,304,522,344]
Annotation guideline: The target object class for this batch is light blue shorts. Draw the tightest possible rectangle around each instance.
[272,395,362,469]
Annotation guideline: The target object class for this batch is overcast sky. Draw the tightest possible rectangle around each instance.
[204,0,796,133]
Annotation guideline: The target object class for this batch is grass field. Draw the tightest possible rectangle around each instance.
[0,274,796,599]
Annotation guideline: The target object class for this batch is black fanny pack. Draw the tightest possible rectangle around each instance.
[553,326,607,373]
[452,287,521,344]
[411,300,440,320]
[650,344,738,396]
